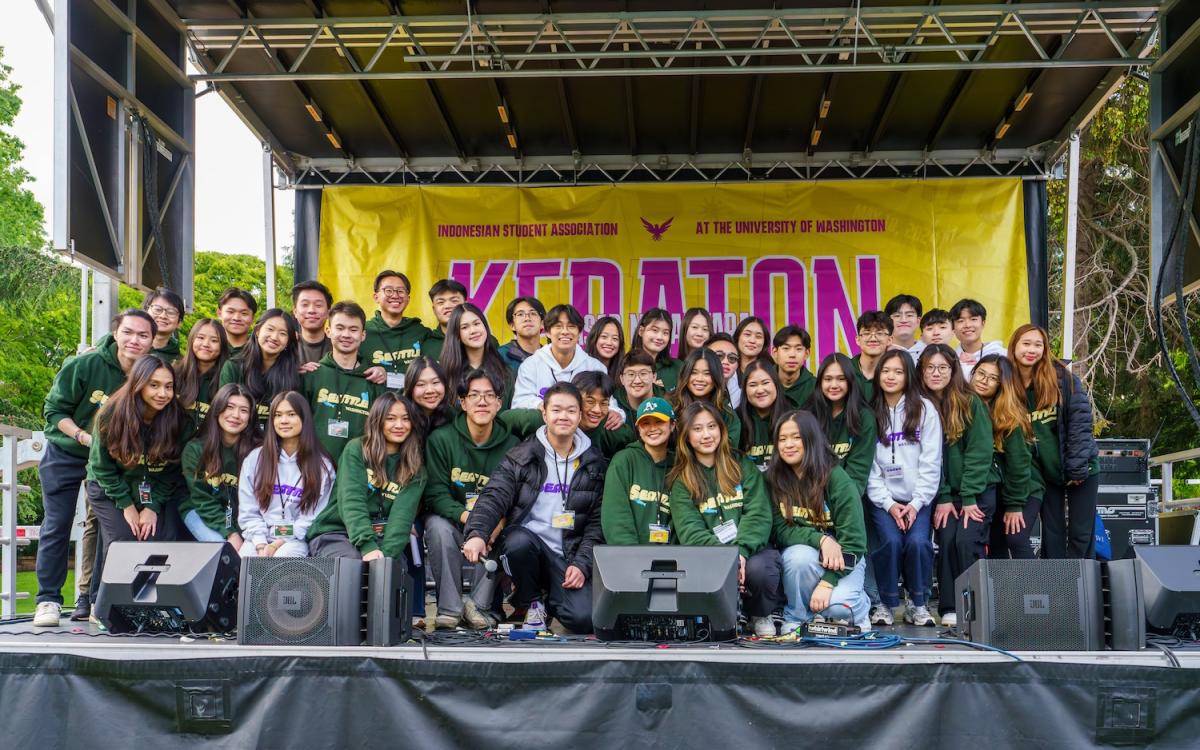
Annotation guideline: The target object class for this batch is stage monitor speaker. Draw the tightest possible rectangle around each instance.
[592,545,739,642]
[1109,546,1200,639]
[955,559,1105,651]
[94,542,239,634]
[366,557,412,646]
[238,557,364,646]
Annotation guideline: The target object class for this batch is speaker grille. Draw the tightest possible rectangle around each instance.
[244,558,335,646]
[988,560,1089,650]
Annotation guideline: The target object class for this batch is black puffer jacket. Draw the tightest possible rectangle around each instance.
[464,434,608,577]
[1056,363,1098,482]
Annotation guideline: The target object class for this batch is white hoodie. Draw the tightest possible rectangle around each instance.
[956,340,1006,379]
[522,426,592,557]
[866,395,943,512]
[238,446,336,546]
[511,344,625,422]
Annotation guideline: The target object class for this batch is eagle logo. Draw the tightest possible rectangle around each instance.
[640,216,674,241]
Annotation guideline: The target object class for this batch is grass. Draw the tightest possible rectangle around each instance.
[12,570,76,615]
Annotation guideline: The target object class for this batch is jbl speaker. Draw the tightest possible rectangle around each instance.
[955,559,1105,651]
[94,542,239,634]
[366,557,412,646]
[1107,546,1200,644]
[238,557,365,646]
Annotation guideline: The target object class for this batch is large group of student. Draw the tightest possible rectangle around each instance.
[30,273,1099,637]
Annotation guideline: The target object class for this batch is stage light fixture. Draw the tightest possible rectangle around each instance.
[995,121,1011,140]
[1014,88,1033,112]
[507,133,518,149]
[326,130,343,149]
[819,96,832,119]
[305,100,323,122]
[498,104,510,124]
[810,128,822,146]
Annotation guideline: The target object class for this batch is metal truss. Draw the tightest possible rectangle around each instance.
[284,150,1050,187]
[185,3,1159,82]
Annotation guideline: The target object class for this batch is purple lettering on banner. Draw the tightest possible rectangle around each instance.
[569,259,623,316]
[749,256,807,334]
[813,256,879,361]
[687,257,745,313]
[638,259,685,315]
[515,260,564,298]
[857,255,881,314]
[450,260,512,314]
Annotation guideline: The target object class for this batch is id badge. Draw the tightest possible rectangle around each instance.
[273,524,295,538]
[386,371,405,390]
[137,481,152,506]
[713,518,738,544]
[225,504,234,530]
[551,510,576,529]
[371,517,387,538]
[327,419,350,438]
[648,524,670,544]
[464,492,479,512]
[884,464,904,481]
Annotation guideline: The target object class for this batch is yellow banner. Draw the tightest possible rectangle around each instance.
[318,179,1028,363]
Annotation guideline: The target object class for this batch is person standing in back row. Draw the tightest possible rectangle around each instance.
[422,279,467,362]
[143,287,186,364]
[293,280,334,368]
[361,270,431,390]
[217,287,258,356]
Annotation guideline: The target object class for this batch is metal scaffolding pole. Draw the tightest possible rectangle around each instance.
[263,144,277,310]
[1062,131,1081,360]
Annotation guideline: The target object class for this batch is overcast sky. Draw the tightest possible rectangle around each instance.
[0,1,294,261]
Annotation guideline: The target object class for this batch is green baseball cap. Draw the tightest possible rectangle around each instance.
[636,397,675,423]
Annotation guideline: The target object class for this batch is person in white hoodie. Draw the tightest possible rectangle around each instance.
[238,391,335,557]
[511,304,625,426]
[865,350,943,627]
[950,298,1006,379]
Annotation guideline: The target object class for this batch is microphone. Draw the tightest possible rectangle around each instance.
[483,557,498,579]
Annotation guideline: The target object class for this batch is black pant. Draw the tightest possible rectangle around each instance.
[1040,474,1100,559]
[86,482,180,569]
[496,526,593,634]
[936,487,996,612]
[743,547,786,618]
[34,443,87,605]
[308,532,360,559]
[988,495,1043,560]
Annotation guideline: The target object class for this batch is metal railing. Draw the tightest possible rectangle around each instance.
[1151,446,1200,546]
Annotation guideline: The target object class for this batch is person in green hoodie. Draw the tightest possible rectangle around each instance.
[361,270,432,390]
[671,349,742,449]
[768,410,870,631]
[805,353,877,496]
[669,401,778,637]
[32,309,156,628]
[216,287,258,357]
[309,393,427,565]
[180,384,260,549]
[499,371,636,457]
[219,309,302,429]
[85,356,190,577]
[630,308,682,392]
[971,354,1044,561]
[422,368,519,629]
[422,278,467,362]
[143,286,185,363]
[851,310,891,400]
[302,301,387,464]
[921,344,995,628]
[736,359,789,470]
[772,325,816,408]
[614,350,658,425]
[174,318,230,430]
[601,397,676,545]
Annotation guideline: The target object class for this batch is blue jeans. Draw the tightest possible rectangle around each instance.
[781,544,868,626]
[868,501,934,607]
[183,510,227,542]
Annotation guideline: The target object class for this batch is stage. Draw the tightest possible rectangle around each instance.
[2,619,1198,748]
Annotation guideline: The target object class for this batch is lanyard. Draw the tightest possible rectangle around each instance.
[551,448,573,511]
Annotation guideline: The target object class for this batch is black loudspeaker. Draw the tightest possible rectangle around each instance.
[1107,546,1200,642]
[94,542,239,634]
[366,557,412,646]
[238,557,364,646]
[592,545,739,642]
[955,559,1105,651]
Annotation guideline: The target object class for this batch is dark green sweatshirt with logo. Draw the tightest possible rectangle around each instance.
[87,419,191,512]
[743,409,774,469]
[500,407,635,459]
[301,353,387,464]
[43,337,128,459]
[309,437,427,557]
[185,367,220,430]
[601,442,675,545]
[152,336,181,364]
[361,313,431,382]
[179,439,240,537]
[770,465,867,585]
[850,355,876,401]
[423,411,521,522]
[781,369,816,409]
[655,356,683,392]
[936,394,996,507]
[827,409,877,497]
[669,455,772,558]
[988,427,1045,511]
[421,327,446,362]
[217,358,280,428]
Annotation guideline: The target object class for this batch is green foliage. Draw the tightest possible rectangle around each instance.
[0,47,45,250]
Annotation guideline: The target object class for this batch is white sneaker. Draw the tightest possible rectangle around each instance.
[523,600,547,630]
[32,602,61,627]
[751,616,777,637]
[905,601,935,626]
[855,618,873,633]
[463,598,497,630]
[870,603,894,626]
[940,611,958,628]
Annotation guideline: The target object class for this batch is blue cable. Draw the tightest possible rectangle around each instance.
[901,636,1023,662]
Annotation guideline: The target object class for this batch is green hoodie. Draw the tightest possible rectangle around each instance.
[827,408,877,496]
[850,355,876,401]
[217,358,281,427]
[780,368,816,409]
[722,403,742,449]
[185,367,220,430]
[669,455,772,558]
[361,313,432,381]
[301,352,387,464]
[423,411,521,522]
[989,427,1045,512]
[43,337,129,459]
[656,357,683,392]
[152,335,181,364]
[614,384,665,425]
[309,438,427,557]
[499,407,634,459]
[179,439,240,537]
[936,394,996,507]
[602,441,675,544]
[769,465,867,585]
[742,409,774,469]
[86,418,190,512]
[421,327,446,362]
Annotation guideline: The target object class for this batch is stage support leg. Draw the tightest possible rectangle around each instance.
[1062,131,1080,360]
[262,144,277,310]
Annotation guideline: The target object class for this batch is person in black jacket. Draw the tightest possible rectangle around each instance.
[463,381,607,633]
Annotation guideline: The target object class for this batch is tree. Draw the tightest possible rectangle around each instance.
[0,46,45,250]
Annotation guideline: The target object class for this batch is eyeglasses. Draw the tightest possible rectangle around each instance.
[974,372,1000,385]
[860,332,888,341]
[148,304,180,321]
[513,310,541,321]
[924,365,952,375]
[623,369,654,382]
[710,351,739,363]
[379,287,409,298]
[549,323,580,333]
[464,391,498,404]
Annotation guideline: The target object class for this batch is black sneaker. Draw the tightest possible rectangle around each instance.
[68,596,91,622]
